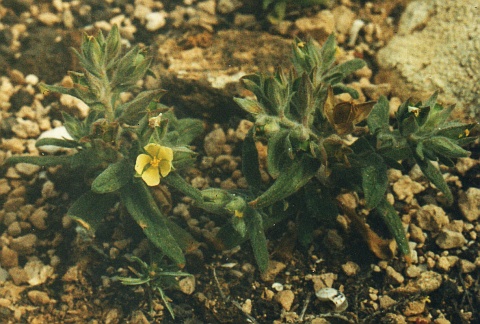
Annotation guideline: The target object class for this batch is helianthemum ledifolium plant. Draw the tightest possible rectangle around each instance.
[4,25,205,269]
[203,35,479,271]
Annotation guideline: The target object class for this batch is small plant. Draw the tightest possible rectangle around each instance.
[212,35,479,270]
[5,26,204,267]
[116,255,192,319]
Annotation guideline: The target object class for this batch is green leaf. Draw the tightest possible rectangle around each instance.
[67,190,117,233]
[61,112,84,140]
[162,172,202,202]
[234,97,265,116]
[416,157,453,205]
[91,159,133,193]
[116,89,167,125]
[360,153,388,209]
[267,129,293,179]
[35,138,78,148]
[331,83,360,99]
[328,59,365,78]
[5,154,74,167]
[319,34,336,72]
[246,208,269,272]
[375,198,410,257]
[250,155,319,209]
[368,96,390,134]
[120,180,185,266]
[426,136,470,158]
[242,129,263,192]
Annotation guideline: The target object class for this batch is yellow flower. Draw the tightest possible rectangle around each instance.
[135,143,173,186]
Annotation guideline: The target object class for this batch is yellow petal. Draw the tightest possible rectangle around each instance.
[158,159,172,177]
[158,146,173,162]
[142,166,160,186]
[135,154,152,174]
[144,143,161,157]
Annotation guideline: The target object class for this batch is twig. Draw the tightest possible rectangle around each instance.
[212,267,259,324]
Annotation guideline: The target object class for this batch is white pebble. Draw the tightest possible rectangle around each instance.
[25,74,39,85]
[145,12,167,31]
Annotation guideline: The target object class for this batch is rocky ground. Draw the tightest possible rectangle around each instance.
[0,0,479,323]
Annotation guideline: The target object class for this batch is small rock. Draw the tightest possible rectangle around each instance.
[29,207,48,230]
[415,204,449,232]
[178,276,195,295]
[27,290,51,305]
[62,265,80,282]
[0,246,19,268]
[295,10,335,43]
[332,5,356,36]
[459,259,476,273]
[10,234,37,255]
[217,0,243,14]
[310,273,337,292]
[379,295,397,309]
[15,163,40,177]
[436,229,466,249]
[235,120,253,141]
[396,271,442,294]
[436,256,457,272]
[204,127,226,157]
[275,289,295,311]
[242,298,252,315]
[393,176,425,203]
[409,223,426,243]
[8,267,29,285]
[7,222,22,236]
[261,261,286,282]
[24,260,54,286]
[25,74,39,85]
[60,94,90,118]
[37,12,61,26]
[0,138,25,153]
[458,188,480,222]
[342,261,360,276]
[404,300,426,316]
[145,12,167,31]
[404,265,422,278]
[0,178,11,195]
[386,266,404,285]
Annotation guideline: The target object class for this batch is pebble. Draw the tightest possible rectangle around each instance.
[394,271,442,294]
[459,259,476,273]
[178,276,195,295]
[404,300,426,316]
[25,74,39,85]
[204,127,226,157]
[27,290,51,305]
[29,207,48,230]
[7,221,22,236]
[436,229,466,249]
[415,204,449,232]
[404,265,422,278]
[342,261,360,276]
[24,260,54,286]
[294,10,335,43]
[0,138,25,153]
[38,12,61,26]
[274,289,294,311]
[436,256,457,272]
[145,12,167,31]
[385,266,404,285]
[0,179,11,195]
[458,187,480,221]
[392,176,425,203]
[37,126,74,154]
[261,261,286,282]
[0,246,19,268]
[60,94,90,118]
[217,0,243,14]
[9,233,37,255]
[15,163,40,177]
[379,295,397,309]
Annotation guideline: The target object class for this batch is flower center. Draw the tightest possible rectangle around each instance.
[150,157,161,168]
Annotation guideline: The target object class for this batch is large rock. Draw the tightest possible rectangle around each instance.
[376,0,480,119]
